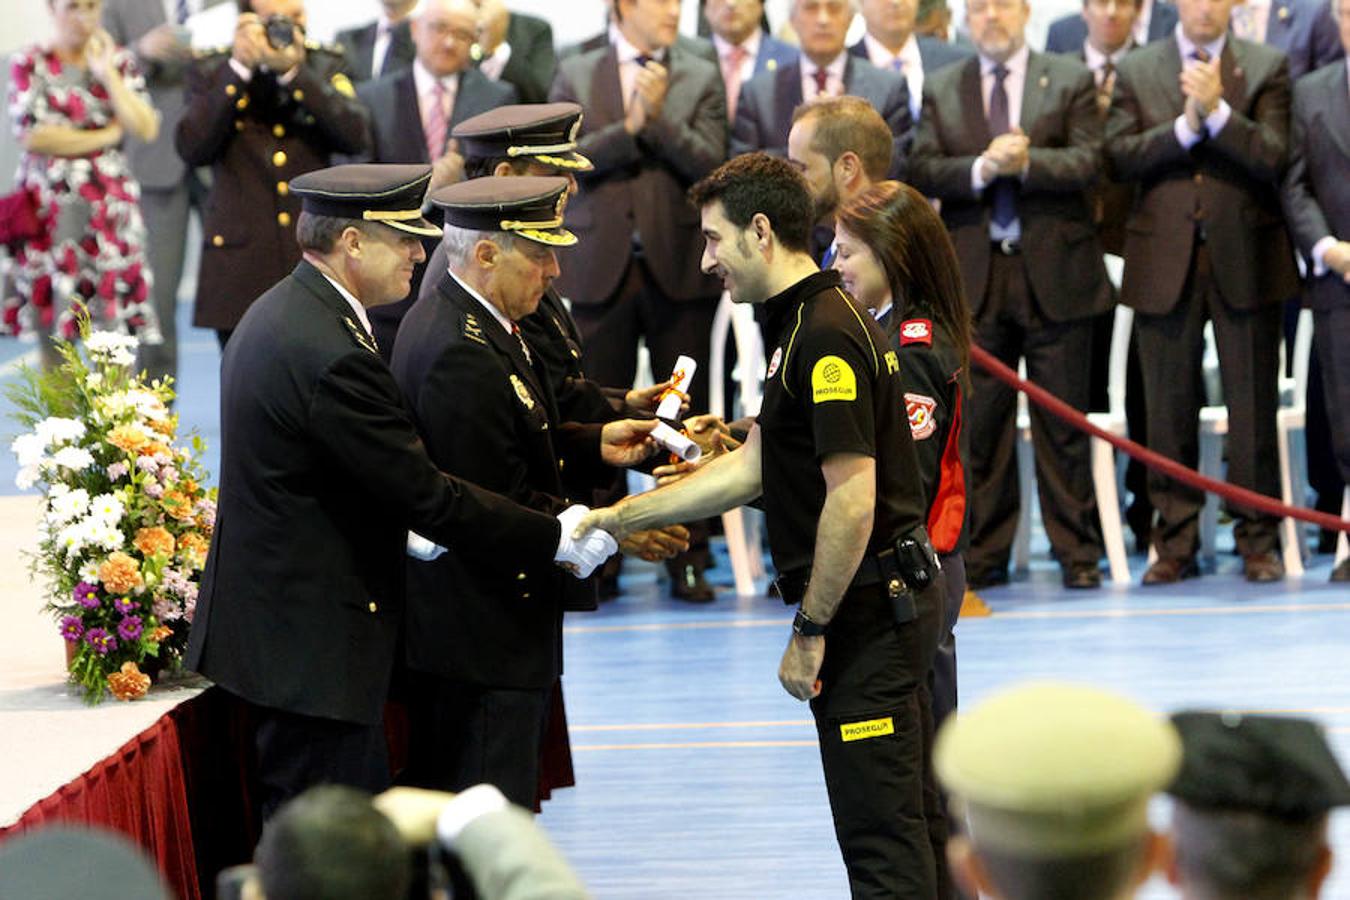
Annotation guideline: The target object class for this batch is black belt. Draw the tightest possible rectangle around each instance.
[992,238,1021,256]
[774,528,939,608]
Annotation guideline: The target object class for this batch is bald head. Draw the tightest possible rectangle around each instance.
[412,0,478,77]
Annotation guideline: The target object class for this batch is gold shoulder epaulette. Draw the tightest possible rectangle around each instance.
[462,312,488,346]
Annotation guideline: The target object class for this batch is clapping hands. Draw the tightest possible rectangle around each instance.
[554,504,619,578]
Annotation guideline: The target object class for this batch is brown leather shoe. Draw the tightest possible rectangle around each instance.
[1329,558,1350,583]
[1062,563,1102,589]
[1242,551,1285,583]
[1142,557,1199,585]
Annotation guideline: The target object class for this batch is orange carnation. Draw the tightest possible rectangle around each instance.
[148,625,173,643]
[147,416,175,436]
[177,532,209,569]
[107,424,150,454]
[98,551,144,594]
[160,490,195,522]
[140,441,171,459]
[132,526,175,558]
[107,661,151,701]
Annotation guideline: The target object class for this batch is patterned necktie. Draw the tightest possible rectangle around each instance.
[424,80,447,162]
[987,64,1018,227]
[175,0,189,25]
[722,45,749,120]
[511,322,532,365]
[890,57,905,73]
[811,67,830,98]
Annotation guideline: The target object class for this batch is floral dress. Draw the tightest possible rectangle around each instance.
[5,45,159,343]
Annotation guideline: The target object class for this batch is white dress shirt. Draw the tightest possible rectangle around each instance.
[413,60,460,147]
[862,32,925,122]
[1172,25,1232,149]
[478,41,513,81]
[448,268,514,335]
[1230,0,1271,44]
[800,51,848,100]
[970,44,1031,240]
[1083,39,1132,86]
[613,26,667,112]
[371,14,402,79]
[318,271,375,341]
[1134,0,1157,46]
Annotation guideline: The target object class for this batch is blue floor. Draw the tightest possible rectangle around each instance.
[3,302,1348,897]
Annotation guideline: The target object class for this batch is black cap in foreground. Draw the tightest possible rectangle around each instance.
[452,102,593,171]
[429,176,577,247]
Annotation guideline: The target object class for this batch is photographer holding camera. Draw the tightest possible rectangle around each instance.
[175,0,370,348]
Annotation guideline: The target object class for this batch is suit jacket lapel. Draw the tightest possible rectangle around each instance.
[1154,37,1187,118]
[593,46,626,127]
[441,276,553,419]
[1326,61,1350,161]
[1220,41,1247,113]
[293,262,380,354]
[355,24,377,79]
[775,62,804,141]
[1019,52,1047,133]
[958,57,992,146]
[1265,3,1292,50]
[393,70,429,162]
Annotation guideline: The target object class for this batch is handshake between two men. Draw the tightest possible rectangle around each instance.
[409,416,721,577]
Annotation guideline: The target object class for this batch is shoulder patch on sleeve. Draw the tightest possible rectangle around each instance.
[900,319,932,347]
[462,311,488,346]
[904,392,938,440]
[811,355,857,404]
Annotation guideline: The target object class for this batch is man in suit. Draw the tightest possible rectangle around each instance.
[391,177,659,806]
[185,164,616,818]
[704,0,800,122]
[1282,0,1350,583]
[335,0,417,83]
[550,0,729,601]
[1232,0,1342,81]
[732,0,914,176]
[175,0,370,347]
[1045,0,1179,52]
[353,0,517,356]
[472,0,558,103]
[1107,0,1296,583]
[851,0,973,124]
[910,0,1111,590]
[104,0,226,386]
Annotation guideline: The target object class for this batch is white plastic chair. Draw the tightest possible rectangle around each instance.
[708,290,767,595]
[1336,488,1349,568]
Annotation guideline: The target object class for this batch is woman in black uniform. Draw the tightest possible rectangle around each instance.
[833,180,972,731]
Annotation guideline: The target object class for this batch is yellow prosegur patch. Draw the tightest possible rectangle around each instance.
[884,349,899,375]
[811,355,857,403]
[840,717,895,742]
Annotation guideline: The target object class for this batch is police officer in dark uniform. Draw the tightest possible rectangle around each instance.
[175,1,369,347]
[389,176,660,807]
[577,154,948,899]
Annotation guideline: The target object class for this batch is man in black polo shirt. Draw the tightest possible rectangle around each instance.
[576,152,948,899]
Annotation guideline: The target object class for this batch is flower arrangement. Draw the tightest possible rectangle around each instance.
[6,325,216,703]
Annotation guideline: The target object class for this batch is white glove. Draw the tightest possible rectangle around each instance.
[406,531,447,561]
[554,504,618,578]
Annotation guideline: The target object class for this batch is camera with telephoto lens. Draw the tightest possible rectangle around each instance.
[263,13,297,50]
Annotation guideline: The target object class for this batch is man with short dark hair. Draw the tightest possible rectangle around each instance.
[910,0,1111,590]
[704,0,800,122]
[1045,0,1178,53]
[851,0,972,124]
[336,0,417,82]
[1165,712,1350,899]
[186,164,615,819]
[577,152,949,898]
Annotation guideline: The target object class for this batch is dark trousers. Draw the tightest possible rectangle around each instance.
[405,675,550,809]
[1135,243,1282,560]
[252,703,390,821]
[811,578,947,900]
[929,552,964,732]
[967,252,1103,575]
[571,255,721,573]
[135,169,209,386]
[1315,306,1350,486]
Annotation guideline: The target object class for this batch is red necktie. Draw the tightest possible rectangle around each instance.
[424,80,447,162]
[723,45,749,120]
[811,67,829,98]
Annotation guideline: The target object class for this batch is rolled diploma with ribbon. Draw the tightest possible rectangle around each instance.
[655,356,698,421]
[650,420,702,463]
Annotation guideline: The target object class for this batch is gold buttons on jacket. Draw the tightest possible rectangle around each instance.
[276,180,289,196]
[558,459,565,470]
[516,572,527,581]
[273,150,287,167]
[225,83,237,97]
[522,593,530,599]
[234,120,244,131]
[292,88,304,101]
[272,124,286,138]
[277,211,292,227]
[211,234,224,247]
[368,602,378,613]
[235,95,249,110]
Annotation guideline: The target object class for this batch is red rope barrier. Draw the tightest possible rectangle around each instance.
[970,344,1350,534]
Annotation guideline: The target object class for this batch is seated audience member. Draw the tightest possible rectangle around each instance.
[1165,712,1350,900]
[336,0,417,82]
[0,826,173,900]
[935,681,1181,900]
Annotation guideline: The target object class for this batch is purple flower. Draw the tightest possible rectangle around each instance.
[144,483,164,499]
[136,456,159,474]
[112,595,137,615]
[106,461,130,481]
[117,615,143,641]
[84,627,116,655]
[159,466,179,484]
[72,582,101,609]
[60,615,84,642]
[152,594,180,622]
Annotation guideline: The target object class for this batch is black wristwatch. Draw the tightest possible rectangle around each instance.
[793,608,827,637]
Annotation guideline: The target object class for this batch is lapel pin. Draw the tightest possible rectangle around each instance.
[1039,74,1049,87]
[1277,5,1290,20]
[767,59,778,71]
